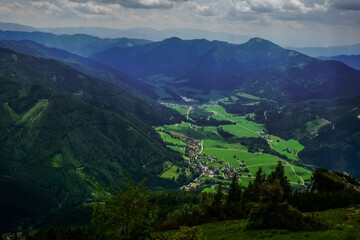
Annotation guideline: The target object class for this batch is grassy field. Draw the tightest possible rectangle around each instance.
[268,136,304,161]
[157,122,206,139]
[154,206,360,240]
[158,101,312,187]
[158,131,185,146]
[306,118,331,134]
[166,105,189,115]
[201,187,217,193]
[203,104,264,136]
[236,92,262,100]
[202,104,304,161]
[5,99,49,126]
[161,165,181,180]
[201,207,360,240]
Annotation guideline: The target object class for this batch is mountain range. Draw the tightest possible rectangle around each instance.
[0,22,250,44]
[92,37,360,101]
[0,30,151,57]
[319,55,360,70]
[290,44,360,57]
[0,39,158,98]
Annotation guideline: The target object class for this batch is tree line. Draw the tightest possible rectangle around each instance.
[25,163,360,240]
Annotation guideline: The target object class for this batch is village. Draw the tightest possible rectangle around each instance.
[159,127,253,191]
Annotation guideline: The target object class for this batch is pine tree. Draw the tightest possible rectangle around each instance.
[227,175,241,204]
[243,167,265,203]
[267,161,291,201]
[209,183,224,220]
[92,173,152,240]
[213,183,223,208]
[226,175,243,218]
[253,167,266,201]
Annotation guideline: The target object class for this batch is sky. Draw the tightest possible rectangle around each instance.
[0,0,360,47]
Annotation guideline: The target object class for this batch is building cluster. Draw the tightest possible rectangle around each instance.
[256,131,273,142]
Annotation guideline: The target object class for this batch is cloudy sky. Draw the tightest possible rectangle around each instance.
[0,0,359,47]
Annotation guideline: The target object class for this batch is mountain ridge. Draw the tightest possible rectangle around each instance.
[319,54,360,70]
[0,39,159,98]
[91,37,360,101]
[0,46,184,228]
[290,44,360,57]
[0,30,152,56]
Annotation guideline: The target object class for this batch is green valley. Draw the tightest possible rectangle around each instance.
[1,22,360,239]
[156,94,312,191]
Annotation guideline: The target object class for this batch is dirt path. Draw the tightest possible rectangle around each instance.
[199,140,204,155]
[186,106,193,120]
[288,163,305,185]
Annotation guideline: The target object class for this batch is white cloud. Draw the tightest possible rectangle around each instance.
[0,0,359,47]
[66,1,112,15]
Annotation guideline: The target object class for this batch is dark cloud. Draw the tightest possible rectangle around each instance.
[247,2,275,13]
[331,0,360,10]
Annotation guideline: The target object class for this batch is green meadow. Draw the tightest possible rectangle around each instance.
[166,105,189,115]
[158,131,185,146]
[161,165,181,180]
[153,206,360,240]
[195,207,360,240]
[158,100,312,187]
[268,135,304,161]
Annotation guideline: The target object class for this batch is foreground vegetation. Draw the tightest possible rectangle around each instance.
[10,165,360,240]
[188,207,360,240]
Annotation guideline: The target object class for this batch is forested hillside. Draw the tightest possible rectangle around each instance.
[0,47,184,228]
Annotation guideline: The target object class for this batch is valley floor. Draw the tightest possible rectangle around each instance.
[157,92,312,191]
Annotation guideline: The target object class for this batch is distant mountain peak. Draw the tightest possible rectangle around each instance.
[248,37,265,42]
[163,37,183,42]
[0,22,37,32]
[245,37,279,47]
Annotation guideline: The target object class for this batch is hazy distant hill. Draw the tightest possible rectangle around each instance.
[319,55,360,70]
[0,30,151,56]
[0,39,158,98]
[0,47,184,228]
[40,26,251,44]
[0,22,37,32]
[290,44,360,57]
[92,37,360,101]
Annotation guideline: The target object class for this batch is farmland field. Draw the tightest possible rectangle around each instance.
[157,97,312,189]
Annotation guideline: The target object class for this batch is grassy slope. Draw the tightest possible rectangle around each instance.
[161,166,181,180]
[200,207,360,240]
[155,207,360,240]
[204,104,304,161]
